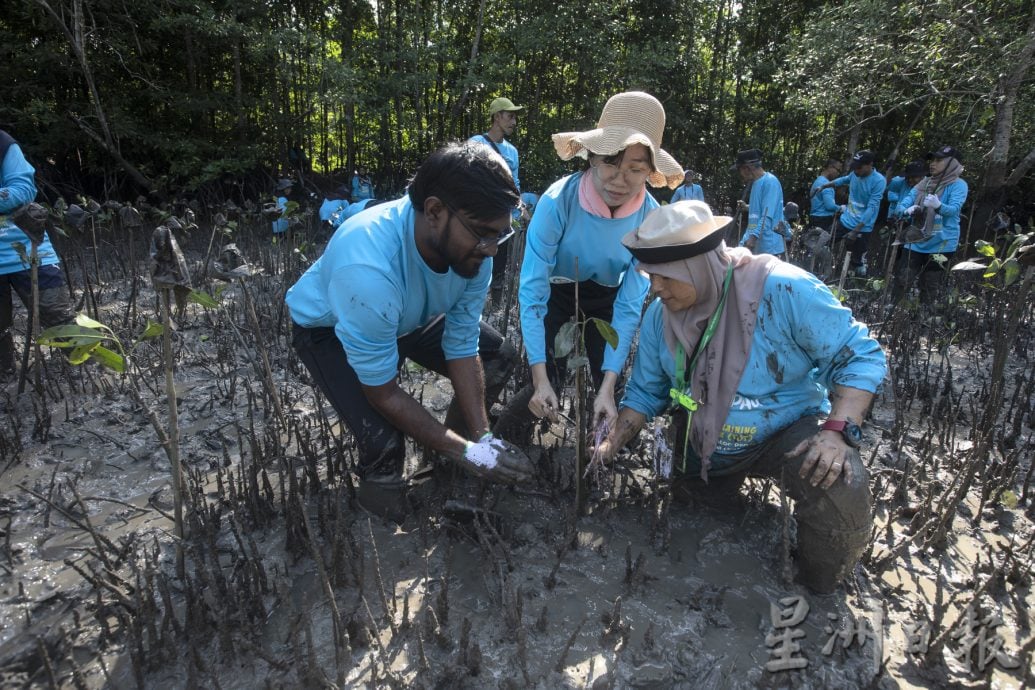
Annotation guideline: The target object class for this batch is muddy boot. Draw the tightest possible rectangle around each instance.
[356,473,424,524]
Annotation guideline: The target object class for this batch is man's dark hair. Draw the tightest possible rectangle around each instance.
[823,158,841,171]
[408,141,519,221]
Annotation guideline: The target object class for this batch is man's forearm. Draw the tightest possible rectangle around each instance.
[828,385,875,424]
[446,355,490,440]
[363,381,469,460]
[610,407,648,449]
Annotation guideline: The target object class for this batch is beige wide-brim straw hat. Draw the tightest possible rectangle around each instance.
[622,201,734,263]
[552,91,684,190]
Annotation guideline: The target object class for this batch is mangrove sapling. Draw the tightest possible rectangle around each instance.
[552,270,620,514]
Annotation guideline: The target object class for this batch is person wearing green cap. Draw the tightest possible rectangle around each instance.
[471,96,525,302]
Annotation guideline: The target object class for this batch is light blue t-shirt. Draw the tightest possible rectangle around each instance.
[352,175,374,201]
[471,134,520,220]
[271,196,289,234]
[319,198,348,224]
[671,183,705,204]
[897,179,969,254]
[622,262,887,470]
[739,171,785,255]
[0,142,60,275]
[809,174,837,219]
[831,171,886,233]
[519,172,656,373]
[286,196,491,386]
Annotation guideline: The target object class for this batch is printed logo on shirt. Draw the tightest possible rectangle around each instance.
[731,394,762,411]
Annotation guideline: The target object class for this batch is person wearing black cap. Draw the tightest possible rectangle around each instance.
[809,158,843,232]
[887,161,925,223]
[594,201,886,593]
[891,146,969,303]
[813,150,886,275]
[732,149,786,258]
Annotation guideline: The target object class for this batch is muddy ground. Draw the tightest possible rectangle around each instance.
[0,215,1033,689]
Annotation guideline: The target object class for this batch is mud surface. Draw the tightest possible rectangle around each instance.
[1,221,1033,689]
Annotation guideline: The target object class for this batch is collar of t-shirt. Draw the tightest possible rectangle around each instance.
[578,172,646,219]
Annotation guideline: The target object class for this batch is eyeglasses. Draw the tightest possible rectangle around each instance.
[589,156,653,184]
[445,203,516,250]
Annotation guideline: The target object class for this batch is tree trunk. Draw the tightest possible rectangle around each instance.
[451,0,488,117]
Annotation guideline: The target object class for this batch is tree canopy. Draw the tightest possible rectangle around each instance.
[4,0,1035,215]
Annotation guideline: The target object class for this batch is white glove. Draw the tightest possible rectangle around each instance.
[905,205,919,216]
[460,434,534,484]
[923,193,941,210]
[839,205,847,214]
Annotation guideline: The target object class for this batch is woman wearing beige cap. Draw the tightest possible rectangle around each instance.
[595,200,886,593]
[494,91,683,441]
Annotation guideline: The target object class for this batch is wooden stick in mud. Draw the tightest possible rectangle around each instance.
[159,288,187,579]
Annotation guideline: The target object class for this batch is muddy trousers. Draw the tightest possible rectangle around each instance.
[672,415,873,594]
[292,319,517,478]
[891,248,954,305]
[493,280,617,443]
[832,220,870,270]
[0,265,74,373]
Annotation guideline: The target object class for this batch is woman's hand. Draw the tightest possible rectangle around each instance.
[528,379,559,422]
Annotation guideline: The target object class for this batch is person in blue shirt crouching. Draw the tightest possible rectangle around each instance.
[287,142,534,522]
[594,201,887,593]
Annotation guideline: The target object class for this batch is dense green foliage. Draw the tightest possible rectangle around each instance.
[4,0,1034,210]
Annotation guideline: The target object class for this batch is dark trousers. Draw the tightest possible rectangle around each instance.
[892,248,954,304]
[671,415,873,593]
[810,215,834,232]
[292,319,516,477]
[832,219,869,269]
[1,265,73,372]
[494,280,618,442]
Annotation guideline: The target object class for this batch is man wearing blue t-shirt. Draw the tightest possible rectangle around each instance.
[1,130,73,376]
[471,96,525,303]
[287,142,534,521]
[671,169,705,205]
[815,150,887,275]
[733,149,786,258]
[809,158,842,231]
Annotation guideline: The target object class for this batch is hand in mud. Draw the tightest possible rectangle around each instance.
[528,380,559,422]
[787,430,853,489]
[459,435,535,484]
[591,391,618,431]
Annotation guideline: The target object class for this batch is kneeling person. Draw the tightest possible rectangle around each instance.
[287,142,534,520]
[595,201,887,593]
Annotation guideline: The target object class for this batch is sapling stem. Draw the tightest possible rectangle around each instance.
[160,288,186,579]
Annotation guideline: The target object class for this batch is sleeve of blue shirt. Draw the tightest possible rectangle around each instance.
[858,176,886,229]
[443,262,492,361]
[603,262,649,373]
[818,184,837,215]
[351,176,361,200]
[924,179,969,247]
[519,190,565,366]
[778,273,886,393]
[896,187,917,217]
[831,174,850,188]
[0,144,37,213]
[326,264,405,386]
[619,301,671,418]
[670,187,687,203]
[691,185,705,202]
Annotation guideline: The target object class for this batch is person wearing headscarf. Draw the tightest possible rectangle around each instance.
[594,201,886,593]
[892,146,969,303]
[494,92,683,441]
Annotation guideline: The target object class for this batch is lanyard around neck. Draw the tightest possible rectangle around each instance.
[669,262,735,469]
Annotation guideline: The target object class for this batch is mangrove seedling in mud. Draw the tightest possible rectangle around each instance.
[552,272,619,514]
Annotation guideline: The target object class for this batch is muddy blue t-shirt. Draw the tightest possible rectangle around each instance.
[621,261,886,467]
[286,196,490,386]
[831,171,886,233]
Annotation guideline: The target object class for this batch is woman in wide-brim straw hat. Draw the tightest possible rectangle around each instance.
[494,91,684,442]
[594,200,887,593]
